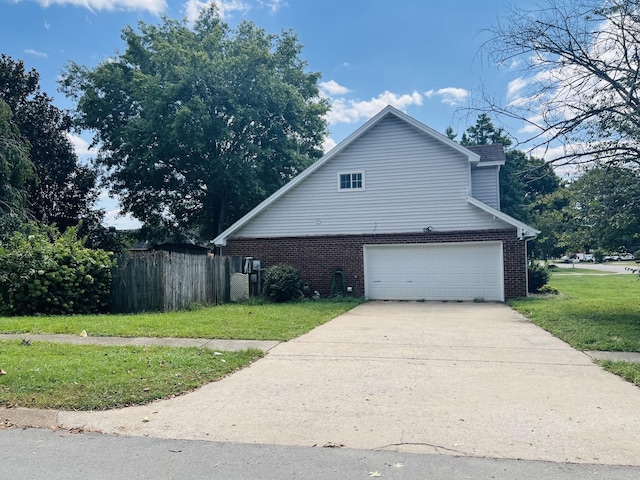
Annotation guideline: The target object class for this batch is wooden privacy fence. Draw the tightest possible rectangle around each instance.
[110,251,243,313]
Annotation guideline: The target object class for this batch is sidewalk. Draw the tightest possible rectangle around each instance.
[0,333,280,352]
[3,333,638,362]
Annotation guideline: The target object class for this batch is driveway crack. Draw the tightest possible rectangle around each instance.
[375,442,466,455]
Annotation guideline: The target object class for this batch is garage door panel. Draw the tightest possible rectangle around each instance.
[467,273,482,283]
[365,243,504,301]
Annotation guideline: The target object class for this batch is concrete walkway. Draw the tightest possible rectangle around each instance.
[17,302,636,466]
[0,333,279,352]
[3,332,638,362]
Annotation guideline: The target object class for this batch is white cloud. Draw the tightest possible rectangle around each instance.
[322,136,337,153]
[27,0,167,14]
[506,77,527,100]
[326,90,423,125]
[435,87,469,106]
[66,132,95,162]
[425,87,469,106]
[44,20,51,29]
[184,0,249,22]
[24,49,47,58]
[319,80,350,97]
[257,0,285,13]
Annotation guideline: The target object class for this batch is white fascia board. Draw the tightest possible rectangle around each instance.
[466,195,540,238]
[473,160,505,167]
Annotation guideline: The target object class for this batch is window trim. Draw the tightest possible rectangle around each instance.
[337,171,365,191]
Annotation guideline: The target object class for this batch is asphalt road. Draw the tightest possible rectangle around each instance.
[3,428,640,480]
[553,261,638,274]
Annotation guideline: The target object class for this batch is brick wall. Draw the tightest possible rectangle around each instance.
[222,229,527,300]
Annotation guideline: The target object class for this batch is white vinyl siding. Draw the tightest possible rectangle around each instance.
[471,166,501,209]
[234,115,508,238]
[364,242,504,301]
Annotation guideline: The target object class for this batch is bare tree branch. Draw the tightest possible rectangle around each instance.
[481,0,640,167]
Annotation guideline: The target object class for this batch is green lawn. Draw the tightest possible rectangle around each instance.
[510,272,640,387]
[510,272,640,351]
[0,299,362,341]
[0,299,361,410]
[0,341,263,410]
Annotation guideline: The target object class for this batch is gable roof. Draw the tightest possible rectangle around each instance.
[213,105,537,246]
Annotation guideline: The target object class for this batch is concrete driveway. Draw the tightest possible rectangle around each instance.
[59,302,640,465]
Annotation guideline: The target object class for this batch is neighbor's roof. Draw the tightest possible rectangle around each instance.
[466,144,507,166]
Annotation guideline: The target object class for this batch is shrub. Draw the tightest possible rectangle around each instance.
[634,249,640,261]
[593,248,606,263]
[0,224,114,315]
[538,284,559,295]
[528,260,550,293]
[262,264,304,303]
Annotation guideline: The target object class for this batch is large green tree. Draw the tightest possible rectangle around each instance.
[0,99,33,216]
[60,7,329,241]
[0,98,35,240]
[568,166,640,252]
[529,188,580,259]
[0,55,103,238]
[458,114,560,223]
[530,166,640,257]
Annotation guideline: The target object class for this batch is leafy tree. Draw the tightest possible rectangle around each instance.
[60,7,329,241]
[460,113,513,147]
[530,189,579,259]
[0,55,104,239]
[444,126,457,141]
[485,0,640,166]
[568,166,640,252]
[530,166,640,257]
[459,114,560,222]
[0,98,34,219]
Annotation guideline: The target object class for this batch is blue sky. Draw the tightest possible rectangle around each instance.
[1,0,537,227]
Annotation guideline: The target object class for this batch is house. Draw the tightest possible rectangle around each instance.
[213,106,539,301]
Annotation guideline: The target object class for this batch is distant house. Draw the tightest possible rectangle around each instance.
[213,106,539,301]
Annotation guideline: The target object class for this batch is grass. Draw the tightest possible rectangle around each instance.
[511,271,640,387]
[0,299,362,341]
[0,298,362,410]
[0,340,263,410]
[510,272,640,351]
[598,360,640,387]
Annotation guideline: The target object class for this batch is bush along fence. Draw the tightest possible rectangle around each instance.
[0,226,114,316]
[110,252,244,313]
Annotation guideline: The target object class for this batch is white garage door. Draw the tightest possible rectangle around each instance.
[364,242,504,301]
